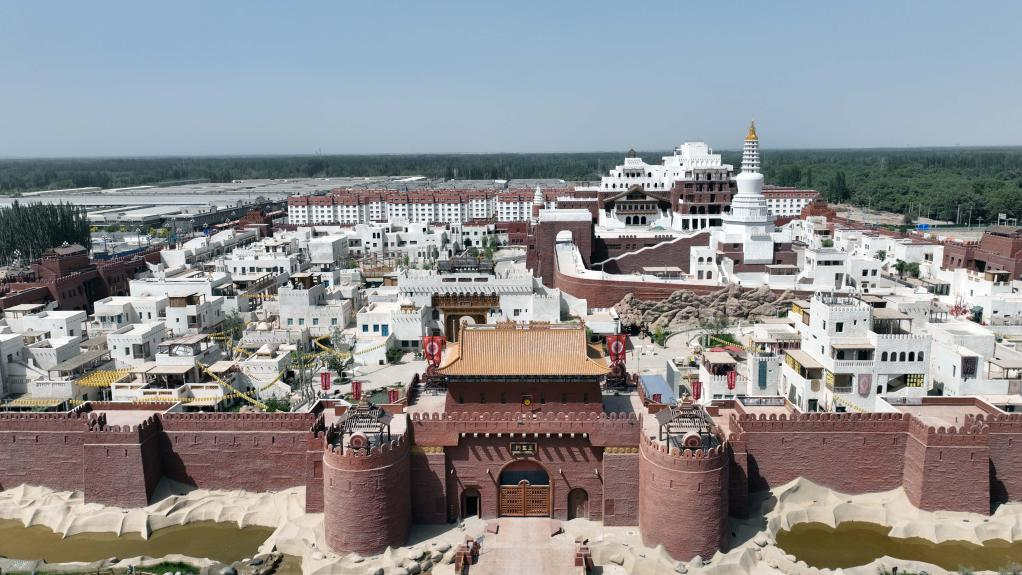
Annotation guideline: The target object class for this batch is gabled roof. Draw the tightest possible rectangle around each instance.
[438,323,609,377]
[602,185,672,205]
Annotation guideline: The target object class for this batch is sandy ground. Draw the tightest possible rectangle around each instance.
[4,478,1022,575]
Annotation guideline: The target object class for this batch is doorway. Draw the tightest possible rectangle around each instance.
[498,460,551,517]
[462,488,481,518]
[567,488,589,520]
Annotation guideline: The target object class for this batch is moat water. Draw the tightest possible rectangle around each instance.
[0,519,273,563]
[777,521,1022,571]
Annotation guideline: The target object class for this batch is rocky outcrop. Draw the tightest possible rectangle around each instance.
[614,285,797,332]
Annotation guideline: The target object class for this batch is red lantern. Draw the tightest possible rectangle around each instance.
[352,380,363,401]
[691,380,702,401]
[727,370,737,391]
[388,388,400,403]
[320,371,332,391]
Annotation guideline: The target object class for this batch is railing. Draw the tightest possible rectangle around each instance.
[832,359,874,370]
[826,381,853,394]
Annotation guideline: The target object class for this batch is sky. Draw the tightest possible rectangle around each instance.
[1,1,1021,157]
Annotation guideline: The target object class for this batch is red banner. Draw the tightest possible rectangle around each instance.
[422,335,445,367]
[606,334,627,364]
[691,380,702,401]
[320,371,331,391]
[727,370,737,390]
[388,388,400,403]
[352,380,363,401]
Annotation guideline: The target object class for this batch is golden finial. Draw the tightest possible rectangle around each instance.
[745,120,758,141]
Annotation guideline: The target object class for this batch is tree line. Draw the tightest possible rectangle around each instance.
[2,147,1021,224]
[0,202,91,266]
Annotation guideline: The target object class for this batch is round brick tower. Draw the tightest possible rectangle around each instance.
[638,435,729,560]
[323,427,411,555]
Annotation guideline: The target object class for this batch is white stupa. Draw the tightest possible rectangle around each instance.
[717,122,775,264]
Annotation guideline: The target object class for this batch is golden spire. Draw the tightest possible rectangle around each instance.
[745,120,758,141]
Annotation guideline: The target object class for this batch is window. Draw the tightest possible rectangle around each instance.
[836,322,844,333]
[513,309,521,317]
[881,352,888,361]
[373,324,379,332]
[298,318,305,326]
[918,351,924,362]
[381,325,389,336]
[362,324,368,332]
[313,318,319,326]
[288,318,294,326]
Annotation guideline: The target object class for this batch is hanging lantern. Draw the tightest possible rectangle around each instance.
[691,380,702,401]
[727,370,737,390]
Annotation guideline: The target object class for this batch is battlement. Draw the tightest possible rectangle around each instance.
[88,414,164,443]
[323,431,410,470]
[730,410,911,438]
[976,413,1022,432]
[160,411,317,431]
[0,409,100,432]
[639,435,727,471]
[410,410,640,447]
[906,414,987,446]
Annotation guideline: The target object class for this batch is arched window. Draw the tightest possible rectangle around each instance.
[908,352,915,361]
[697,271,704,279]
[698,257,704,263]
[706,271,713,279]
[640,216,647,225]
[625,216,632,225]
[881,352,888,361]
[899,352,906,362]
[918,351,924,362]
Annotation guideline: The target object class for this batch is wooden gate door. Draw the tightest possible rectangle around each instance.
[500,481,550,517]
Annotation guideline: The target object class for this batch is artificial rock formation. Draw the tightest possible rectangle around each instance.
[614,284,798,332]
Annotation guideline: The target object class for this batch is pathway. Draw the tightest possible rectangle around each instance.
[472,518,576,575]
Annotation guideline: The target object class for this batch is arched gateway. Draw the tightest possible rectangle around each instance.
[498,460,551,517]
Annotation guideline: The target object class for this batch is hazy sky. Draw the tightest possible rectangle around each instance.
[2,1,1020,157]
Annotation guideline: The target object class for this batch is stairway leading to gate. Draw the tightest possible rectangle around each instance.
[471,518,577,575]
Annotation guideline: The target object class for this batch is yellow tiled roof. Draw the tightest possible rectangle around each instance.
[438,323,610,377]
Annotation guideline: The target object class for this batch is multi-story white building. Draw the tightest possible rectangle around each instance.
[782,293,931,412]
[277,273,354,337]
[2,306,87,340]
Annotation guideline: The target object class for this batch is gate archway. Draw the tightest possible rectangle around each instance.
[498,460,551,517]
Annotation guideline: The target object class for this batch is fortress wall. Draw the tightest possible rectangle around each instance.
[601,448,639,526]
[730,412,911,494]
[323,433,411,555]
[159,412,318,492]
[410,447,448,524]
[902,416,990,514]
[981,414,1022,503]
[639,438,728,561]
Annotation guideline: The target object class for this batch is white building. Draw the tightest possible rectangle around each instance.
[107,322,166,368]
[90,296,168,334]
[782,294,931,412]
[277,273,354,337]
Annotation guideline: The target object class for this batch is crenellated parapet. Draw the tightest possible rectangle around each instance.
[639,435,728,472]
[0,409,100,432]
[410,410,640,447]
[729,410,911,440]
[159,411,318,431]
[906,415,987,446]
[323,428,411,471]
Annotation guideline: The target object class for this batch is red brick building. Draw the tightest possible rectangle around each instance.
[943,225,1022,278]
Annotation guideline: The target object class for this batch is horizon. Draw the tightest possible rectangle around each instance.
[3,1,1021,157]
[5,143,1022,163]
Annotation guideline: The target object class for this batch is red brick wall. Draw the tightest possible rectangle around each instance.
[902,418,989,514]
[158,412,317,492]
[601,450,639,525]
[983,414,1022,503]
[444,435,605,521]
[639,438,728,561]
[553,267,725,308]
[323,434,411,555]
[596,233,710,275]
[730,412,910,494]
[410,449,448,523]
